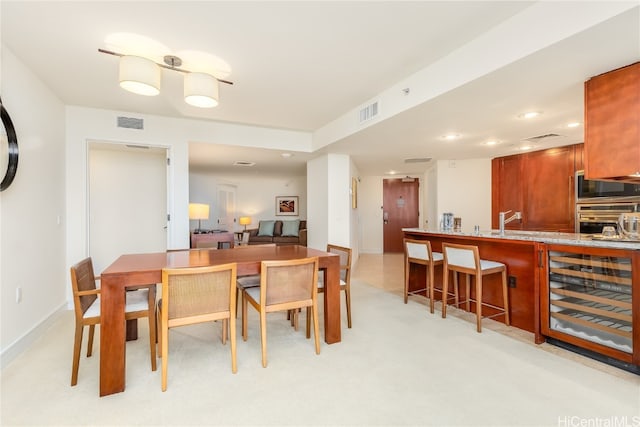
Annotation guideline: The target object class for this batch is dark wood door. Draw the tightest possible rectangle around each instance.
[383,178,419,252]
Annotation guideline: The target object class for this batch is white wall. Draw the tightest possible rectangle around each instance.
[1,48,67,361]
[190,170,307,232]
[433,159,492,232]
[307,156,329,250]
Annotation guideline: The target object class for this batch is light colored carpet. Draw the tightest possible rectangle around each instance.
[1,254,639,426]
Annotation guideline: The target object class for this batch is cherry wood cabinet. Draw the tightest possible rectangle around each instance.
[492,144,581,232]
[584,61,640,181]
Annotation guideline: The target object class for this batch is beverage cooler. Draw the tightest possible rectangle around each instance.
[541,244,639,373]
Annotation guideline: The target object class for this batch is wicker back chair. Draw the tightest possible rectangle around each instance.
[315,244,353,331]
[159,263,238,391]
[241,257,320,367]
[69,257,156,386]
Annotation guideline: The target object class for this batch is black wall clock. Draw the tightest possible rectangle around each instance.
[0,97,19,192]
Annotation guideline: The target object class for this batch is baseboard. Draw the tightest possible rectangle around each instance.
[0,302,68,370]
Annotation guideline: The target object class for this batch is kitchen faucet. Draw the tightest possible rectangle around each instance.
[499,210,522,235]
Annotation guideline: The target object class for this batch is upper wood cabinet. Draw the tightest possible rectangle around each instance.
[584,61,640,182]
[492,144,581,232]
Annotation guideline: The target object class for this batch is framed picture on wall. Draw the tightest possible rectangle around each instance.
[276,196,298,216]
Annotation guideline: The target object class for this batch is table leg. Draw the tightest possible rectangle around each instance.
[100,276,126,396]
[126,319,138,341]
[323,256,341,344]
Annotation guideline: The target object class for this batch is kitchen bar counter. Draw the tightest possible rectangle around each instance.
[403,228,640,250]
[403,228,639,345]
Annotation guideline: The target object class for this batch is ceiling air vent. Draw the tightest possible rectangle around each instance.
[117,116,144,130]
[524,133,561,142]
[404,157,432,164]
[358,101,379,124]
[233,160,255,167]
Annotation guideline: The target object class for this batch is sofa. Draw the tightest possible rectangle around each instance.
[247,219,307,246]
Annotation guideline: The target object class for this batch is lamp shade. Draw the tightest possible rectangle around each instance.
[184,72,219,108]
[239,216,251,226]
[188,203,210,220]
[119,55,161,96]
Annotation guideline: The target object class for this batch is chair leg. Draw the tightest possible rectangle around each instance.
[229,314,237,374]
[465,274,471,312]
[476,276,483,333]
[71,324,84,386]
[161,311,169,392]
[502,269,510,326]
[312,303,320,355]
[157,308,162,358]
[306,307,311,339]
[428,265,434,314]
[86,325,95,357]
[260,310,268,368]
[242,292,248,341]
[442,267,449,318]
[453,272,459,308]
[148,287,157,371]
[403,259,409,303]
[221,319,228,345]
[345,286,352,328]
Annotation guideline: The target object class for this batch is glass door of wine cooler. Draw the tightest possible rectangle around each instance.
[547,250,632,354]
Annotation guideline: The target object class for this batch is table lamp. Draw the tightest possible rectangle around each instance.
[189,203,210,233]
[239,216,252,231]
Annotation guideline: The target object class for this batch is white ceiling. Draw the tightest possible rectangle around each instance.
[2,1,639,176]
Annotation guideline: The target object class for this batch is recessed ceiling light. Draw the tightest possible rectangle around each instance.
[485,140,498,146]
[518,111,541,119]
[388,170,397,175]
[567,122,581,128]
[520,145,532,151]
[281,152,293,158]
[442,133,460,140]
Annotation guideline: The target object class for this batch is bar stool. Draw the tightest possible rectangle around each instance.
[441,243,510,332]
[403,238,443,313]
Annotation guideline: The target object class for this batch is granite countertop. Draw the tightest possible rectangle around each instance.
[402,228,640,250]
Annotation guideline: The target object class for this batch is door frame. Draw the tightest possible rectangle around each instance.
[85,140,172,260]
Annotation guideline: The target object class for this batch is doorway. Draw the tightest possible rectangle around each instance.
[88,142,168,274]
[383,178,419,252]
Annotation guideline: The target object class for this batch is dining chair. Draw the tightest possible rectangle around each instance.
[241,256,320,367]
[441,243,510,332]
[158,263,238,391]
[403,238,443,313]
[311,244,352,334]
[69,257,157,386]
[235,243,276,316]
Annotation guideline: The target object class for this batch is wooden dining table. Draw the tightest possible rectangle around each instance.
[99,244,341,396]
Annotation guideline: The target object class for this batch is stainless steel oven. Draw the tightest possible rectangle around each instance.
[576,201,640,234]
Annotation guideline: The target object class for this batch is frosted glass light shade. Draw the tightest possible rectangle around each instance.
[119,56,160,96]
[184,72,219,108]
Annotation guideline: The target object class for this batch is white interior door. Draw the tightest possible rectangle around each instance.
[89,142,168,274]
[216,184,236,231]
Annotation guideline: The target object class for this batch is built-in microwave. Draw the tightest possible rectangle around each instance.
[576,170,640,202]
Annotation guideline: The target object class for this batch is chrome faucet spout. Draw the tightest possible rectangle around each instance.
[499,210,522,235]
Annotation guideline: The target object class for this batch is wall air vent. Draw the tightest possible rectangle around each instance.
[117,116,144,130]
[358,101,379,124]
[404,157,432,163]
[233,161,255,167]
[524,133,561,142]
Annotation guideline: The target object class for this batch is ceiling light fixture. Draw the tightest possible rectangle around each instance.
[184,72,219,108]
[567,122,581,128]
[443,133,460,140]
[100,48,233,108]
[485,140,498,146]
[518,111,541,119]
